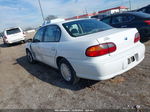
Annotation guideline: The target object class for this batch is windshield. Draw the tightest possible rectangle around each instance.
[63,19,112,37]
[6,28,21,35]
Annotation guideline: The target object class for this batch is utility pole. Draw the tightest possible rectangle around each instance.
[38,0,45,22]
[121,0,124,6]
[85,8,88,14]
[129,0,132,10]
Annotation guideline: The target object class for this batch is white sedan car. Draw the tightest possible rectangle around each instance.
[26,19,145,84]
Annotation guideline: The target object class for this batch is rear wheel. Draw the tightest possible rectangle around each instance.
[26,50,35,64]
[58,59,79,85]
[3,43,10,47]
[21,40,25,44]
[3,40,9,46]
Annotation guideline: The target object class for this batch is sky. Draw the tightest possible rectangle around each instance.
[0,0,150,32]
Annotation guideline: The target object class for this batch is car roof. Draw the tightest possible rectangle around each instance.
[5,27,21,31]
[41,18,92,27]
[138,4,150,10]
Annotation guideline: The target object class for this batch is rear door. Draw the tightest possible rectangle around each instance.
[39,25,61,67]
[123,15,136,28]
[31,27,45,61]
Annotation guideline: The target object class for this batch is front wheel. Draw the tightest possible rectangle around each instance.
[58,59,79,85]
[26,50,36,64]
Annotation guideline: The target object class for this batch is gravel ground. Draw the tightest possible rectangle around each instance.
[0,32,150,109]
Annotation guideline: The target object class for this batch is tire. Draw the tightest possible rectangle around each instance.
[3,40,9,46]
[21,40,25,44]
[58,59,79,85]
[26,50,36,64]
[4,43,10,47]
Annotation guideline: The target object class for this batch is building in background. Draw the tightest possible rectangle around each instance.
[66,6,128,20]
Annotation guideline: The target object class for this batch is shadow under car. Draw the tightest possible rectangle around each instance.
[16,56,98,91]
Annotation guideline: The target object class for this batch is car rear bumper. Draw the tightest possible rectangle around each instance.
[68,43,145,80]
[5,37,25,44]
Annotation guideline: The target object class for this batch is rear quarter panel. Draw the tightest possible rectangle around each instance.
[56,38,99,60]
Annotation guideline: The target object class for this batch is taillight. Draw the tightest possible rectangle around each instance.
[134,32,140,43]
[86,42,116,57]
[144,20,150,25]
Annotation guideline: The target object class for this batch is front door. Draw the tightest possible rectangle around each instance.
[39,25,61,67]
[31,27,45,61]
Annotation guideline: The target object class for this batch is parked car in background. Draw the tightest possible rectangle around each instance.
[26,19,145,84]
[101,12,150,40]
[0,33,3,39]
[3,27,25,45]
[91,14,107,20]
[137,5,150,14]
[42,18,65,26]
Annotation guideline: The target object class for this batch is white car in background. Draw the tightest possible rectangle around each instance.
[3,27,25,45]
[26,19,145,84]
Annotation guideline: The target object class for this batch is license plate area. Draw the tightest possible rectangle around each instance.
[128,53,138,64]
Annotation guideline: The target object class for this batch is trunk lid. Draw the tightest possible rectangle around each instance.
[95,28,138,56]
[6,32,24,41]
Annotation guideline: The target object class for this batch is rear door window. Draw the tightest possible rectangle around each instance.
[6,28,21,35]
[112,15,129,24]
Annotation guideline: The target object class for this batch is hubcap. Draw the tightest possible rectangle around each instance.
[60,64,71,81]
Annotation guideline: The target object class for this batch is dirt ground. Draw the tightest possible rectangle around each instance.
[0,32,150,109]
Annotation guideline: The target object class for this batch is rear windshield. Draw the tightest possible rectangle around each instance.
[63,19,112,37]
[6,28,21,35]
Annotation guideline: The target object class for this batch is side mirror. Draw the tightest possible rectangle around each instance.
[33,39,40,43]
